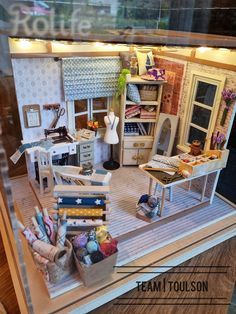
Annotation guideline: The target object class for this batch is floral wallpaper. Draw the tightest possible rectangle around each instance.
[11,58,109,163]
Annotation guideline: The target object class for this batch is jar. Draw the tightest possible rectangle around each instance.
[190,140,202,156]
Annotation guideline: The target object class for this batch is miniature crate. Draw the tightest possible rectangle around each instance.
[179,149,229,177]
[74,251,118,287]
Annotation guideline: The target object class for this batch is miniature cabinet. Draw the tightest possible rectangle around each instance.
[77,140,94,166]
[119,77,166,165]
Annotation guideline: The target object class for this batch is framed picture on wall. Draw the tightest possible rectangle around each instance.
[23,104,41,128]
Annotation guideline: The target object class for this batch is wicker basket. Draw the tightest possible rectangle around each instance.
[139,86,158,101]
[33,239,74,284]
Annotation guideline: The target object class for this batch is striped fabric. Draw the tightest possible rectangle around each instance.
[62,57,121,100]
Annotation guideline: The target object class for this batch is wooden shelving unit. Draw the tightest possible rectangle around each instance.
[119,76,166,166]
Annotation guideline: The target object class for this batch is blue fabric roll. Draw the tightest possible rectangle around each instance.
[57,196,105,206]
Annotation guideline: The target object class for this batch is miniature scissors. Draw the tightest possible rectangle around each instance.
[50,107,65,128]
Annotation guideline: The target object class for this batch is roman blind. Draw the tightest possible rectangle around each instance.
[62,57,121,101]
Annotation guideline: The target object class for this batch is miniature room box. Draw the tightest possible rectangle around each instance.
[179,149,229,177]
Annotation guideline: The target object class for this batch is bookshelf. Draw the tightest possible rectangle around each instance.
[119,76,166,166]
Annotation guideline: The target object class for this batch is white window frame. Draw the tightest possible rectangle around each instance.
[67,97,112,134]
[179,71,226,152]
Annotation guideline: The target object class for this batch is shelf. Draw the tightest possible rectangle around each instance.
[126,76,167,85]
[124,118,156,123]
[126,100,159,106]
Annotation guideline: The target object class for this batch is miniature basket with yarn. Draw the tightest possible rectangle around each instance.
[72,227,118,287]
[32,239,74,284]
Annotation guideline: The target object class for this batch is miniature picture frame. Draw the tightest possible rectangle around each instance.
[23,104,41,128]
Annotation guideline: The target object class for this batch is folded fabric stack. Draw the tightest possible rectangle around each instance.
[125,105,141,119]
[140,107,156,119]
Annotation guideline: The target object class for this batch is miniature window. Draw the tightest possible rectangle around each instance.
[72,97,111,131]
[180,71,226,150]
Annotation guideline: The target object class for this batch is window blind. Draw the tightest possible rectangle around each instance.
[62,57,121,101]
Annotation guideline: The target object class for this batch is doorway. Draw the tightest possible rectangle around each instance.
[216,114,236,204]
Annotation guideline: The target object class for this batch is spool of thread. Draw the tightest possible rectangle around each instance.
[32,239,63,262]
[31,217,50,244]
[43,208,56,245]
[18,221,37,245]
[86,240,98,254]
[76,248,88,261]
[73,233,88,249]
[90,251,104,264]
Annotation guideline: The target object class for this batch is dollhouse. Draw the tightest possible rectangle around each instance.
[0,35,236,314]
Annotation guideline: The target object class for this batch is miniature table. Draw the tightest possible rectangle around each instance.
[139,163,220,217]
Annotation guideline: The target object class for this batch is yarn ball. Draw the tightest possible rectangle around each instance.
[147,196,158,208]
[100,239,118,257]
[73,233,88,249]
[90,251,104,264]
[146,211,155,219]
[137,194,149,204]
[76,248,88,261]
[86,240,98,253]
[96,226,108,244]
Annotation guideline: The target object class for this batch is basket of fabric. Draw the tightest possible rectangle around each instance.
[32,239,74,284]
[139,85,158,101]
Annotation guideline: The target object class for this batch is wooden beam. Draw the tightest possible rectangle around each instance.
[157,51,236,72]
[11,51,120,59]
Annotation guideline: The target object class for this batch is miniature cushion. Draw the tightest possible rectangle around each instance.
[136,50,154,75]
[127,84,141,104]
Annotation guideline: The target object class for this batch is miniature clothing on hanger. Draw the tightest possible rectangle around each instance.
[104,112,119,144]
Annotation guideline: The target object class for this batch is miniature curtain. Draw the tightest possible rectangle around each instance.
[62,57,121,101]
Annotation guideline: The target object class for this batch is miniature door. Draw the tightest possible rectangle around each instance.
[151,113,179,157]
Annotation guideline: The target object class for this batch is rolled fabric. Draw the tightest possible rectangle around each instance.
[56,212,67,249]
[32,239,62,262]
[58,207,103,217]
[18,221,37,245]
[33,252,49,265]
[57,196,105,206]
[31,217,50,244]
[43,208,56,245]
[34,206,47,234]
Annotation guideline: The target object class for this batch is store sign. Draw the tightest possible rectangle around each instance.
[9,4,91,38]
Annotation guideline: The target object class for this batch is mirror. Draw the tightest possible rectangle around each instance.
[151,113,179,157]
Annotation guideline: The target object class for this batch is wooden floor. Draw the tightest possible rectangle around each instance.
[10,166,236,301]
[92,237,236,314]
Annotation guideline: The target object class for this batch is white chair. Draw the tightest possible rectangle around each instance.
[36,150,54,194]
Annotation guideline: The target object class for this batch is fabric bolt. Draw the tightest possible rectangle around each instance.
[57,197,105,206]
[58,208,104,217]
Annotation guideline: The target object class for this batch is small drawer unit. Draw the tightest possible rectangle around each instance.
[77,140,94,166]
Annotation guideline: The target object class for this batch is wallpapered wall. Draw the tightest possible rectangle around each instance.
[11,58,109,163]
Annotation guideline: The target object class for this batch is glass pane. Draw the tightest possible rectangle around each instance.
[191,105,211,129]
[75,114,88,130]
[188,126,206,148]
[74,99,88,114]
[93,112,106,128]
[195,81,217,107]
[93,98,107,111]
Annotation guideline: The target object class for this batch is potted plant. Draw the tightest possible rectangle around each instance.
[112,68,131,109]
[220,89,236,126]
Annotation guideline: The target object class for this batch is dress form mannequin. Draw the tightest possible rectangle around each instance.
[103,110,120,170]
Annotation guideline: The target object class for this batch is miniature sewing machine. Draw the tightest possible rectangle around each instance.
[44,126,74,144]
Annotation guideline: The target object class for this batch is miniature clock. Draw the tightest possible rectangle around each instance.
[23,104,41,128]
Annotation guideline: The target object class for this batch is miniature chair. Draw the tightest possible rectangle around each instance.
[36,150,54,194]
